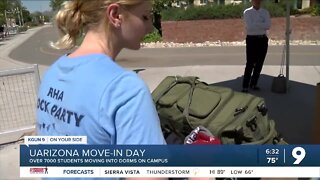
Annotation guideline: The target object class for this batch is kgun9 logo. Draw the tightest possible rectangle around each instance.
[292,147,306,165]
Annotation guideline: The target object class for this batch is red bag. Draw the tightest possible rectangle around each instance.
[184,126,221,145]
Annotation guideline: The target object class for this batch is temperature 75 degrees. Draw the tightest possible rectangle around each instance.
[267,157,278,163]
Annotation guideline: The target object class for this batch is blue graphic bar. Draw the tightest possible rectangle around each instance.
[20,145,320,167]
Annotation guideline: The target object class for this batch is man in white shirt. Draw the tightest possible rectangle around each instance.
[242,0,271,93]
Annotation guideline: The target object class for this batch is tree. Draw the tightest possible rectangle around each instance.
[0,0,6,24]
[21,7,32,23]
[0,0,26,25]
[152,0,174,36]
[152,0,191,36]
[0,0,12,24]
[31,11,45,24]
[50,0,66,11]
[153,0,173,13]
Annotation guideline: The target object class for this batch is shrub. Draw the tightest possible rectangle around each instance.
[263,1,286,17]
[290,7,313,16]
[143,28,162,43]
[161,2,286,21]
[24,21,42,27]
[18,26,28,32]
[300,7,314,14]
[311,5,320,16]
[161,4,247,21]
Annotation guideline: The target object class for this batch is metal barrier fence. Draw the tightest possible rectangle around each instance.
[0,65,40,144]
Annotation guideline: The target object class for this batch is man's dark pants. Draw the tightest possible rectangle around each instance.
[242,35,269,89]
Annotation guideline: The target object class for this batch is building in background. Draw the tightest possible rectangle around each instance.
[292,0,311,9]
[193,0,319,9]
[193,0,242,6]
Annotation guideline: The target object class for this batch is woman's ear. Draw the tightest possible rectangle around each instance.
[106,3,122,28]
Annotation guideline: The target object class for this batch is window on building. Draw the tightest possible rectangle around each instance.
[297,0,302,9]
[213,0,225,5]
[200,0,208,4]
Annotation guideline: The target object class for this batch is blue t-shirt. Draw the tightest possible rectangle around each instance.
[36,54,166,180]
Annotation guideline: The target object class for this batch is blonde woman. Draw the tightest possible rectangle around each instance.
[36,1,216,180]
[37,0,165,158]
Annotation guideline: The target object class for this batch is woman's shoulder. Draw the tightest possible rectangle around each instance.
[99,70,151,108]
[51,53,125,78]
[112,70,148,91]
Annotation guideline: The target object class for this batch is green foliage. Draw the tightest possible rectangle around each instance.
[25,21,41,27]
[161,2,289,21]
[299,7,314,14]
[0,0,33,25]
[311,5,320,16]
[0,0,13,12]
[153,0,173,14]
[161,4,248,21]
[0,13,4,25]
[29,11,51,24]
[290,7,313,15]
[18,25,28,32]
[50,0,66,11]
[263,1,286,17]
[282,4,320,16]
[21,7,32,24]
[143,28,162,43]
[272,0,294,12]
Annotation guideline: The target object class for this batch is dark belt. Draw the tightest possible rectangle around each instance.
[247,34,267,38]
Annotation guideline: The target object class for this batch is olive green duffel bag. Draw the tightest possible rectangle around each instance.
[152,76,287,145]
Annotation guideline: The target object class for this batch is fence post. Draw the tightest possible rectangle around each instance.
[313,82,320,144]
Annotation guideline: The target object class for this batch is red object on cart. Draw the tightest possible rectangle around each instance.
[184,126,222,145]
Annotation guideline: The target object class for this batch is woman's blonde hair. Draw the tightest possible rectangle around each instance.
[52,0,147,49]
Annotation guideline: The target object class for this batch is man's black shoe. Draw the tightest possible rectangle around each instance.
[242,88,249,93]
[250,85,261,91]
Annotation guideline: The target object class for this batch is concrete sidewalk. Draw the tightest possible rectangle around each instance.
[0,25,50,76]
[139,65,319,145]
[0,25,319,180]
[0,26,47,180]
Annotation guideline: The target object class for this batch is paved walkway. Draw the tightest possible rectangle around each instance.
[0,26,49,76]
[0,25,319,180]
[0,26,53,180]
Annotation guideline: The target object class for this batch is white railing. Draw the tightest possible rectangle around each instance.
[0,64,40,144]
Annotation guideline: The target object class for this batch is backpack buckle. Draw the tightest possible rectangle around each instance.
[246,116,257,131]
[257,104,268,116]
[234,106,248,116]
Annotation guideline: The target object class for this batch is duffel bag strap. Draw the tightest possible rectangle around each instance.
[181,77,198,135]
[153,76,179,103]
[153,76,199,103]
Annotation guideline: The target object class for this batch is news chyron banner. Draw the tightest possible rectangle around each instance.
[21,136,320,178]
